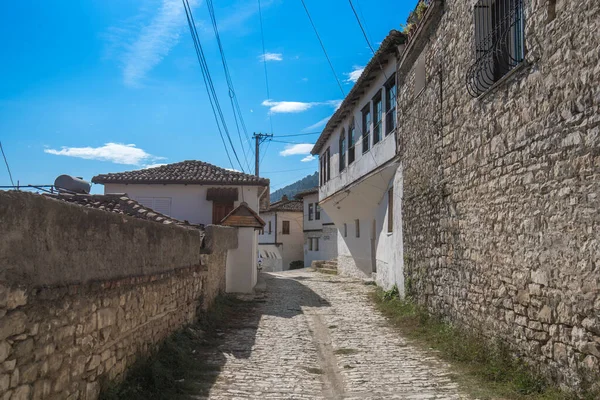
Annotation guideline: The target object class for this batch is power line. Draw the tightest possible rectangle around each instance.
[182,0,246,172]
[206,0,253,172]
[0,141,15,187]
[270,139,313,145]
[272,132,321,137]
[258,0,274,135]
[262,167,317,174]
[348,0,376,56]
[299,0,346,97]
[348,0,388,80]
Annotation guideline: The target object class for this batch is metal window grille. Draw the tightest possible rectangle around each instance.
[466,0,525,97]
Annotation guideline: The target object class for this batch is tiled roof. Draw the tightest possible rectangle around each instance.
[294,187,319,199]
[45,193,203,230]
[92,160,270,186]
[263,199,303,213]
[312,30,406,154]
[221,202,265,228]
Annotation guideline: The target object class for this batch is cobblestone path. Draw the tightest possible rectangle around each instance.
[193,269,469,400]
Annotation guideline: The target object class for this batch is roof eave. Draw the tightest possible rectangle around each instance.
[311,30,406,155]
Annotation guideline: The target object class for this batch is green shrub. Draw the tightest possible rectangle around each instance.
[289,260,304,270]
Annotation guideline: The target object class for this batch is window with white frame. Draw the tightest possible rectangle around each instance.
[385,75,397,135]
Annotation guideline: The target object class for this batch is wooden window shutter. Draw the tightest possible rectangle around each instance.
[212,202,234,224]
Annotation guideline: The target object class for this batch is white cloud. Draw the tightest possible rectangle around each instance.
[225,168,242,172]
[262,100,314,114]
[303,115,332,132]
[301,155,315,162]
[279,143,314,157]
[259,52,283,62]
[144,163,168,169]
[44,143,164,165]
[119,0,198,87]
[261,99,342,114]
[345,65,365,83]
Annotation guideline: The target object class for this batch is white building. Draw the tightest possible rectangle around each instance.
[92,160,270,293]
[258,195,304,271]
[295,188,338,268]
[92,160,270,227]
[311,30,406,290]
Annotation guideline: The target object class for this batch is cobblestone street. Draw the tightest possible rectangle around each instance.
[193,270,469,400]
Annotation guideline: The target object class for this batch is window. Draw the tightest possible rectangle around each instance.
[362,105,371,154]
[348,121,356,164]
[315,204,321,220]
[355,219,360,238]
[313,238,319,252]
[268,220,272,234]
[415,54,426,96]
[259,228,264,235]
[388,187,394,233]
[137,197,172,216]
[282,220,290,235]
[212,201,234,224]
[339,129,346,172]
[385,75,397,135]
[308,203,314,221]
[308,237,313,251]
[320,155,324,186]
[326,147,331,182]
[373,92,382,145]
[467,0,525,97]
[344,223,347,238]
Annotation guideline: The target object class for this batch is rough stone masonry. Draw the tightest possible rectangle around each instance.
[396,0,600,392]
[0,191,237,399]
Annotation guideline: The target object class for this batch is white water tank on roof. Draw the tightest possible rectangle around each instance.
[54,175,91,194]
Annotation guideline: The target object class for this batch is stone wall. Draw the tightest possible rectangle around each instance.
[0,191,237,399]
[397,0,600,391]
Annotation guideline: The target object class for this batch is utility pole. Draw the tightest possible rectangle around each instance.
[252,132,273,177]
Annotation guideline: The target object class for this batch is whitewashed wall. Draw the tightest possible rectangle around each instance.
[103,183,263,226]
[304,225,338,267]
[226,228,258,293]
[258,213,276,243]
[318,60,398,201]
[303,192,332,230]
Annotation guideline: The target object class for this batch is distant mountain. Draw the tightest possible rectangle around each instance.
[270,172,318,202]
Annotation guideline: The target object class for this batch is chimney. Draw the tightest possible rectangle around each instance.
[282,194,289,202]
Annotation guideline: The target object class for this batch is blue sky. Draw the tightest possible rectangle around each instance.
[0,0,413,193]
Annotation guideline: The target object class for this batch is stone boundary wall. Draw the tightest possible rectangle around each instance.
[397,0,599,392]
[0,191,237,399]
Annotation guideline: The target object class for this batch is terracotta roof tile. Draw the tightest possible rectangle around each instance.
[294,187,319,199]
[263,199,303,213]
[91,160,270,186]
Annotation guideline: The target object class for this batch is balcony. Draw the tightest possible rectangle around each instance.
[319,131,396,202]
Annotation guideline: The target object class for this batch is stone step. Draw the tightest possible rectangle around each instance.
[316,267,338,275]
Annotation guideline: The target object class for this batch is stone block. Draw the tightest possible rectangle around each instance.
[0,374,9,393]
[0,342,10,364]
[11,385,30,400]
[531,270,549,286]
[0,312,27,341]
[97,309,116,330]
[553,343,568,364]
[538,305,553,324]
[32,380,51,400]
